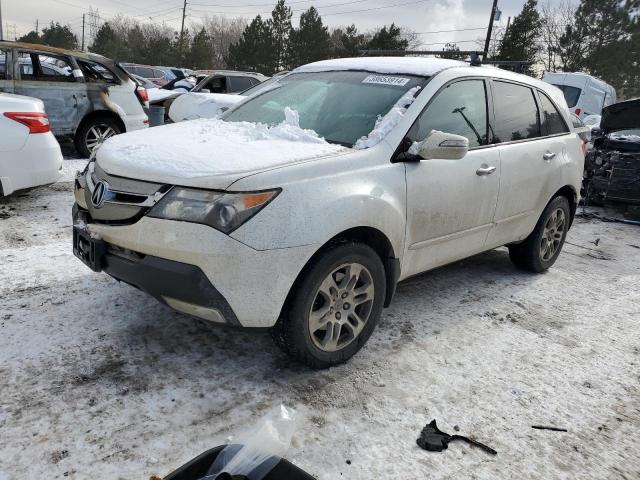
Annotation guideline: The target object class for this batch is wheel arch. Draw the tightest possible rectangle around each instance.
[75,110,126,139]
[279,226,401,322]
[552,185,578,226]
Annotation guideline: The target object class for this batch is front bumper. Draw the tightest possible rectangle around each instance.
[72,204,317,327]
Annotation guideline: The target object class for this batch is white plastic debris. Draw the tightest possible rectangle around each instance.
[201,404,299,480]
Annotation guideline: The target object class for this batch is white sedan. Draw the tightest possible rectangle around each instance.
[0,93,63,197]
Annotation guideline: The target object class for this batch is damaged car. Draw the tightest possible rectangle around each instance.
[0,42,148,157]
[73,57,585,368]
[584,98,640,205]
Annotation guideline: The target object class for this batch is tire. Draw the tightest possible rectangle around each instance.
[272,242,386,369]
[74,117,121,158]
[508,196,571,273]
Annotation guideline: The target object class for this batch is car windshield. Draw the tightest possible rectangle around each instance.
[553,84,581,108]
[222,70,428,146]
[239,76,280,96]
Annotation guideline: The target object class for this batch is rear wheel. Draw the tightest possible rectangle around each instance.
[75,117,121,158]
[508,196,571,273]
[272,242,386,369]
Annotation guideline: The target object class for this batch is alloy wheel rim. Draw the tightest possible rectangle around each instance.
[85,124,116,152]
[308,262,375,352]
[540,208,566,261]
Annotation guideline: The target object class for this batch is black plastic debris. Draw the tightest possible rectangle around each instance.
[532,425,567,432]
[416,420,497,455]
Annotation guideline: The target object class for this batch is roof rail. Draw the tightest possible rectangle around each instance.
[359,50,533,71]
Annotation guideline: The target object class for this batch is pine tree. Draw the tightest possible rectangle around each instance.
[269,0,292,71]
[40,22,78,50]
[333,25,367,57]
[623,0,639,96]
[559,0,630,90]
[496,0,542,75]
[89,23,130,61]
[285,7,331,69]
[366,24,408,51]
[17,31,42,44]
[226,15,277,74]
[189,28,214,69]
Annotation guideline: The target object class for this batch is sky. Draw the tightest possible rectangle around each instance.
[1,0,566,51]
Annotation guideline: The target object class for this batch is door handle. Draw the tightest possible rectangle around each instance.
[476,165,497,176]
[543,151,556,161]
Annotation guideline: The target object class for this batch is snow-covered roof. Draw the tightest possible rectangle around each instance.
[293,57,467,77]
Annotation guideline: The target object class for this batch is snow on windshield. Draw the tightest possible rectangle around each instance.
[354,86,421,149]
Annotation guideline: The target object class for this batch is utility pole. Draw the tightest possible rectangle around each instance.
[0,0,4,42]
[483,0,499,60]
[81,14,85,51]
[180,0,187,41]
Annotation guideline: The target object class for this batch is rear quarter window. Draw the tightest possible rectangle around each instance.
[538,92,569,135]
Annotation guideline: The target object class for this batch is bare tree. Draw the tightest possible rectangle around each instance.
[538,0,576,72]
[201,15,247,69]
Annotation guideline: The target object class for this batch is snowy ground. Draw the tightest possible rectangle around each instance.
[1,160,639,480]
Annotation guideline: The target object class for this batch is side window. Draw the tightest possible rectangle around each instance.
[206,76,226,93]
[0,49,7,79]
[538,92,569,136]
[228,76,257,93]
[492,81,541,142]
[18,52,74,82]
[138,67,154,78]
[408,79,488,148]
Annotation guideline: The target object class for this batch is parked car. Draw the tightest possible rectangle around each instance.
[168,74,285,122]
[0,92,62,196]
[120,63,175,87]
[73,57,584,368]
[584,98,640,205]
[192,71,268,94]
[542,71,616,119]
[0,42,148,157]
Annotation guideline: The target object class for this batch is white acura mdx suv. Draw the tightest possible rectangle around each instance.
[73,57,584,368]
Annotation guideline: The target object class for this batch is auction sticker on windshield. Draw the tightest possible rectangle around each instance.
[362,75,410,86]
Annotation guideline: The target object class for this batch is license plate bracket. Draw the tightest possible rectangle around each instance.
[73,226,106,272]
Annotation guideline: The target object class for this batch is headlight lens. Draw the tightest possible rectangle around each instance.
[148,187,280,234]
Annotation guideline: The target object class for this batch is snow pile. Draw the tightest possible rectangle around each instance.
[583,114,601,128]
[97,113,347,185]
[610,133,640,142]
[354,86,421,149]
[294,57,466,76]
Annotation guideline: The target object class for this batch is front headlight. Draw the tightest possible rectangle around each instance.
[148,187,280,234]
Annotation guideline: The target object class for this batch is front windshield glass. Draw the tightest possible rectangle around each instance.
[222,71,428,146]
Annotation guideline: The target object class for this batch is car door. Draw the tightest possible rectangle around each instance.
[486,80,568,248]
[402,78,501,277]
[0,47,14,93]
[13,50,85,136]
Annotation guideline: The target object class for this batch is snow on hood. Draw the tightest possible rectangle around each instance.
[168,92,244,122]
[294,57,466,76]
[97,108,347,188]
[354,86,421,149]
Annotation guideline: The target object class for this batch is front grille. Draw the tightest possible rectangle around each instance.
[77,162,171,225]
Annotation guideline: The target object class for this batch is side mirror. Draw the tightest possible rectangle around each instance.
[409,130,469,160]
[201,88,211,93]
[590,126,602,137]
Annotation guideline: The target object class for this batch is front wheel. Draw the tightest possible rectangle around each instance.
[508,196,571,273]
[272,242,386,369]
[75,117,121,158]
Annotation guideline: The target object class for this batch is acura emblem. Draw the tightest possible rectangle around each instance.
[91,180,110,208]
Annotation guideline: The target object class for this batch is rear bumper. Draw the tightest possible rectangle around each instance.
[121,112,149,132]
[0,133,62,196]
